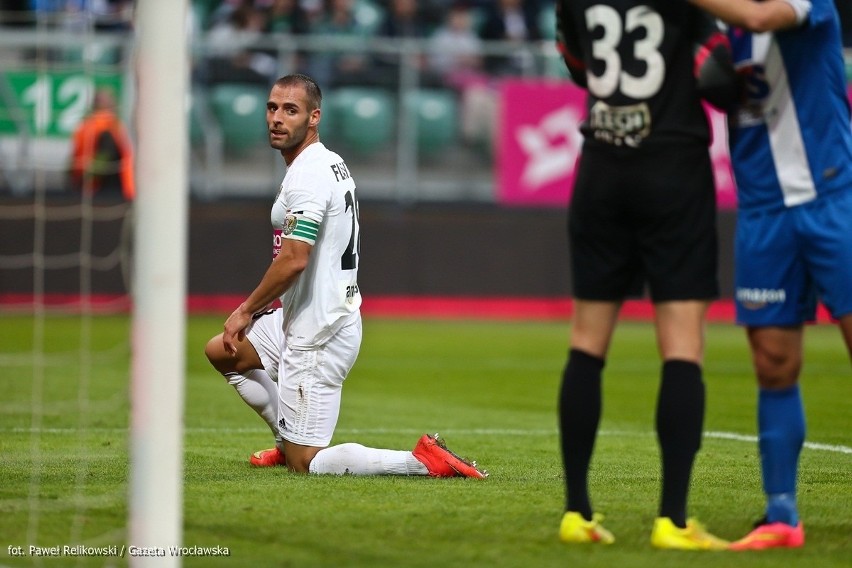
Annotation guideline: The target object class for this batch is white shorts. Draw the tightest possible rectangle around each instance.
[245,308,362,447]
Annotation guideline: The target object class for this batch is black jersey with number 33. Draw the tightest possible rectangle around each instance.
[556,0,711,148]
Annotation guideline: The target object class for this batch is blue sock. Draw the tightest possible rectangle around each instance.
[758,386,805,526]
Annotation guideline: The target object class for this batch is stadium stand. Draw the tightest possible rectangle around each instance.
[208,82,270,153]
[323,86,395,155]
[403,87,457,156]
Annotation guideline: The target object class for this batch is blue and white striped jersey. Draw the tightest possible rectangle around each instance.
[727,0,852,211]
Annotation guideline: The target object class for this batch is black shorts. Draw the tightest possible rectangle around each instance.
[568,141,719,302]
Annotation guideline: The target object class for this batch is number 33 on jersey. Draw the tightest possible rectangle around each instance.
[556,1,737,147]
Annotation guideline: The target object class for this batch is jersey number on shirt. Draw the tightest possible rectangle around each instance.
[341,189,361,270]
[584,5,665,100]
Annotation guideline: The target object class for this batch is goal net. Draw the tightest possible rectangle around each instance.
[0,2,188,565]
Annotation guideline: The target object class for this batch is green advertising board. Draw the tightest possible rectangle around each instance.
[0,70,123,137]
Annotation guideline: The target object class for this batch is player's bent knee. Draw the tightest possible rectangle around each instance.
[204,335,223,363]
[204,334,237,375]
[204,336,219,361]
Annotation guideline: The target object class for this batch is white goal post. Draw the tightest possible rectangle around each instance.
[129,0,189,565]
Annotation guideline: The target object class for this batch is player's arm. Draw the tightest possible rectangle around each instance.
[222,238,312,355]
[555,1,587,88]
[688,0,809,32]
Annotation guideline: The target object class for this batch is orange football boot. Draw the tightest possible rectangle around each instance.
[250,447,287,467]
[412,433,487,479]
[729,521,804,550]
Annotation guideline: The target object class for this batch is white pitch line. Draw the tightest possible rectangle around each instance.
[705,430,852,455]
[7,427,852,455]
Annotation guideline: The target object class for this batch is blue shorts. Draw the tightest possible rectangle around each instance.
[735,189,852,326]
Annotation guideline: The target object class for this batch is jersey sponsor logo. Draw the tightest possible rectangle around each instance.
[345,283,360,304]
[589,100,651,147]
[272,229,283,259]
[736,287,786,310]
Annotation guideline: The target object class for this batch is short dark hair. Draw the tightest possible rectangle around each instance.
[274,74,322,110]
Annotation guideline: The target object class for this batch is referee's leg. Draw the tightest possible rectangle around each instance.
[654,300,709,364]
[559,300,619,522]
[653,300,709,528]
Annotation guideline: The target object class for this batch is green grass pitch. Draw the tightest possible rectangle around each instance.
[0,314,849,567]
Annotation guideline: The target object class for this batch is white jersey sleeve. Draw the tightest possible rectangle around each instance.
[270,143,361,349]
[781,0,811,25]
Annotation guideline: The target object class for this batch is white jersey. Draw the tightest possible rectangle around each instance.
[270,142,361,349]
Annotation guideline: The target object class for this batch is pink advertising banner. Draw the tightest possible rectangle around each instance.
[496,80,585,207]
[496,79,737,208]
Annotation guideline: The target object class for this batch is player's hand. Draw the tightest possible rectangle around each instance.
[222,307,252,357]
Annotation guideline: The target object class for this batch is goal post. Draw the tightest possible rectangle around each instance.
[129,0,190,564]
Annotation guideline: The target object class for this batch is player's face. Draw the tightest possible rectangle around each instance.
[266,84,318,153]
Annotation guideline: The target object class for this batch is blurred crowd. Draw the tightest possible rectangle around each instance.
[0,0,134,31]
[185,0,557,149]
[2,0,850,91]
[188,0,852,91]
[0,0,557,87]
[189,0,555,91]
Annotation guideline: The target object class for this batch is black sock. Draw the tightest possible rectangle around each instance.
[655,360,705,528]
[558,348,604,520]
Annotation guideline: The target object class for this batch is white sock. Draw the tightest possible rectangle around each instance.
[308,443,429,476]
[224,369,280,443]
